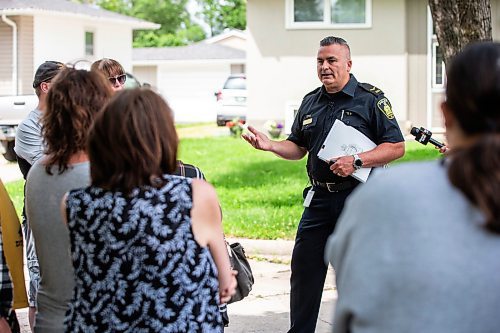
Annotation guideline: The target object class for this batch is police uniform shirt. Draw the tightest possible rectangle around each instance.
[287,74,404,183]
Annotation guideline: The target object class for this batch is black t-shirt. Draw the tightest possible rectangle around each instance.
[287,74,404,183]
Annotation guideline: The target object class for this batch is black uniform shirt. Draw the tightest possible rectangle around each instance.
[287,74,404,183]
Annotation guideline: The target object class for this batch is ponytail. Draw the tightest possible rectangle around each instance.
[448,134,500,233]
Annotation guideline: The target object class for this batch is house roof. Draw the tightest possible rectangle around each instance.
[133,43,245,62]
[203,29,246,45]
[0,0,159,29]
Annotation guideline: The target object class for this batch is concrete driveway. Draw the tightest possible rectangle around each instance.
[0,155,22,183]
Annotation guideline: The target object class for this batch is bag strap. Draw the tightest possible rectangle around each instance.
[178,160,186,177]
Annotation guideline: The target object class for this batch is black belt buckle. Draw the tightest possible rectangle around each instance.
[326,181,352,192]
[326,182,340,192]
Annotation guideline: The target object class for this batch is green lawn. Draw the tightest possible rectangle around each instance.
[4,137,441,240]
[178,137,440,239]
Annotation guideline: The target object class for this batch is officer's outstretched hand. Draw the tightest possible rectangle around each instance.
[242,125,273,151]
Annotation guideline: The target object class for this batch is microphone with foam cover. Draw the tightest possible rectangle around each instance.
[410,127,445,148]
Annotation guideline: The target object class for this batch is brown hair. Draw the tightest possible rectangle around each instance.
[445,41,500,233]
[90,58,125,78]
[34,86,42,97]
[43,68,113,174]
[88,88,178,193]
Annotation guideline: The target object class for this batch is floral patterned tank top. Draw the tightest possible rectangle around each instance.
[65,175,222,332]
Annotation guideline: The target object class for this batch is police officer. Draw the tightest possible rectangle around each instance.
[242,36,405,332]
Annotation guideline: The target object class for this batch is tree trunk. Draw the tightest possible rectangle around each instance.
[429,0,492,65]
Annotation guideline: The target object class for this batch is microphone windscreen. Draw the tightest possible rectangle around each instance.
[410,127,419,136]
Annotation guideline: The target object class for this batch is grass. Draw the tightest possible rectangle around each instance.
[4,136,441,240]
[4,180,24,219]
[177,137,307,239]
[177,137,440,239]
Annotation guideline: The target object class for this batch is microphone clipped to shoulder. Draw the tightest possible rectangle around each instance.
[410,126,445,148]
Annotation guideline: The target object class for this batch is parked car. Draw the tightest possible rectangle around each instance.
[123,72,143,89]
[0,72,144,162]
[215,74,247,126]
[0,94,38,161]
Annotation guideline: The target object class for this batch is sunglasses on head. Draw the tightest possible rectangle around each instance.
[108,74,126,86]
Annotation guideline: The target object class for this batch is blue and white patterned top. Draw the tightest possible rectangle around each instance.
[65,175,223,333]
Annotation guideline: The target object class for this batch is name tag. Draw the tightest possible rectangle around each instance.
[302,118,313,126]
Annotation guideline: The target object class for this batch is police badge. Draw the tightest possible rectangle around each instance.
[377,98,395,119]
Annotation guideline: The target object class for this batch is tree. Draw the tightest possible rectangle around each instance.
[196,0,246,36]
[131,0,189,35]
[73,0,206,46]
[429,0,492,65]
[72,0,131,14]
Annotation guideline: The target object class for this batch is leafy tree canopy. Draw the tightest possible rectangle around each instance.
[73,0,246,47]
[196,0,246,36]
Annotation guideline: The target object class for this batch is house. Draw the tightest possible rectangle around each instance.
[132,30,246,123]
[0,0,158,96]
[203,29,247,51]
[246,0,500,134]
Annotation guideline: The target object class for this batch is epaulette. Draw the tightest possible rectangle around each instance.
[359,82,384,96]
[303,87,322,99]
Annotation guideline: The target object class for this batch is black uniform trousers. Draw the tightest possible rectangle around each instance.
[288,184,357,333]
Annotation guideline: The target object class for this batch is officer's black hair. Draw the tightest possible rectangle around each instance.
[445,41,500,233]
[319,36,351,59]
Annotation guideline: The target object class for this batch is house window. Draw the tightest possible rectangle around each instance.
[287,0,372,29]
[85,31,94,56]
[432,39,445,89]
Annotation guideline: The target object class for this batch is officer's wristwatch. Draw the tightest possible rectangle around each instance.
[353,154,363,170]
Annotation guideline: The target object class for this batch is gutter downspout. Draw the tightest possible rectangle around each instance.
[2,14,18,95]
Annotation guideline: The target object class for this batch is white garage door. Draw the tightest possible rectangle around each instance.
[157,62,231,123]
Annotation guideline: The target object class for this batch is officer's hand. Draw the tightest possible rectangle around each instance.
[330,155,355,177]
[242,126,272,151]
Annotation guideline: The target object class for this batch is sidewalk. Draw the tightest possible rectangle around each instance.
[0,156,23,183]
[225,238,336,333]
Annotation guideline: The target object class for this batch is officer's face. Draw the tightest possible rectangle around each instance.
[317,44,352,93]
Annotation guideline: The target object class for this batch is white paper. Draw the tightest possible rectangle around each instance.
[317,120,376,183]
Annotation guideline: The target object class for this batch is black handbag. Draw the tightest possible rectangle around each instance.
[7,309,20,333]
[227,242,254,303]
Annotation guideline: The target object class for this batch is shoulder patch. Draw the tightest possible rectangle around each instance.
[359,83,384,96]
[303,87,321,99]
[377,97,394,120]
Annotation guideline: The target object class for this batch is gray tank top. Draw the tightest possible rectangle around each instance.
[25,161,90,333]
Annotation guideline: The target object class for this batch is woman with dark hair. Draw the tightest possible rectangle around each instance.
[91,58,126,92]
[62,88,236,332]
[325,41,500,333]
[25,68,113,333]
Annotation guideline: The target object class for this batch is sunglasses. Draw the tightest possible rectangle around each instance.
[108,74,126,86]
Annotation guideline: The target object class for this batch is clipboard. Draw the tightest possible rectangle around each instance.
[317,120,376,183]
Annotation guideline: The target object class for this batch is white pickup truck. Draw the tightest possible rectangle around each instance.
[0,94,38,161]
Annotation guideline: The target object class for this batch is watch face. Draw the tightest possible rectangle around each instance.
[354,157,363,168]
